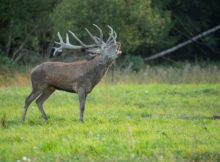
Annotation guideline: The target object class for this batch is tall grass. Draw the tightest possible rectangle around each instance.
[0,63,220,87]
[104,63,220,84]
[0,65,31,87]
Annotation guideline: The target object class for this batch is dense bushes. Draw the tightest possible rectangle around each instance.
[0,50,11,65]
[118,55,145,72]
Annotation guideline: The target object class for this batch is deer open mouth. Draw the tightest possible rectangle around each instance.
[117,49,122,55]
[116,43,122,55]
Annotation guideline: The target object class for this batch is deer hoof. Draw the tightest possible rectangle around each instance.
[79,119,84,123]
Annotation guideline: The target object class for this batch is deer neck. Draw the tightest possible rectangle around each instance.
[97,54,115,67]
[86,55,115,87]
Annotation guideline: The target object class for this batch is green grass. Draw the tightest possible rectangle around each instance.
[0,84,220,161]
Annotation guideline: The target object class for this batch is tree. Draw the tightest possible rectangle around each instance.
[0,0,58,62]
[151,0,220,60]
[144,25,220,61]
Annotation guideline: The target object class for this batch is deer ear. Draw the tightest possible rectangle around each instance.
[88,53,98,59]
[89,53,97,57]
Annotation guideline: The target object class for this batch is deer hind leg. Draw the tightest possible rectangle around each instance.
[36,88,55,120]
[78,88,87,122]
[22,90,41,121]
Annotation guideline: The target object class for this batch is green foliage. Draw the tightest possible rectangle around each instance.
[0,0,58,56]
[0,50,12,65]
[0,0,220,63]
[152,0,220,59]
[129,56,145,72]
[0,56,11,65]
[0,85,220,161]
[118,55,145,72]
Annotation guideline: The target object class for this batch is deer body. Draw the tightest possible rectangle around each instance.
[31,56,112,94]
[22,25,121,122]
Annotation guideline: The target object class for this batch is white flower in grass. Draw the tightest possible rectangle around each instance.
[22,156,27,161]
[130,154,135,159]
[17,160,21,162]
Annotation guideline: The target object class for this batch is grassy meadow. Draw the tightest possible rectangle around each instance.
[0,64,220,161]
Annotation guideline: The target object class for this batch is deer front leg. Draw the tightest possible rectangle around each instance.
[78,88,87,122]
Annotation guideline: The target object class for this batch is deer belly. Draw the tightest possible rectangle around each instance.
[48,77,77,93]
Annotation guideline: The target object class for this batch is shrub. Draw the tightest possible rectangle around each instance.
[0,50,12,65]
[118,55,145,72]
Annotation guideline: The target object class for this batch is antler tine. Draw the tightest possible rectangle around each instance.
[53,32,64,55]
[66,33,70,44]
[107,30,118,44]
[52,47,61,56]
[113,31,117,40]
[68,30,97,48]
[85,28,100,45]
[58,32,64,44]
[93,24,103,46]
[94,36,105,44]
[106,25,114,44]
[68,30,86,46]
[112,31,117,44]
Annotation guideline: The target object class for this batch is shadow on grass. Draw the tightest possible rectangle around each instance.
[3,115,68,128]
[5,119,51,127]
[140,113,217,120]
[163,114,215,120]
[178,115,213,120]
[3,114,219,128]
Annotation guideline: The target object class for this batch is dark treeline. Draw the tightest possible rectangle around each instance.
[0,0,220,65]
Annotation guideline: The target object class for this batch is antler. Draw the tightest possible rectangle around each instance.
[53,24,117,56]
[106,25,117,44]
[68,30,96,48]
[53,31,99,56]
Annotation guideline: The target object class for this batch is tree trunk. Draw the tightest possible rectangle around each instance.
[144,25,220,61]
[46,42,54,58]
[5,34,12,57]
[11,41,26,62]
[11,24,38,62]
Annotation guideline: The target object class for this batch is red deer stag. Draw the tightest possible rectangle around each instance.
[22,24,121,122]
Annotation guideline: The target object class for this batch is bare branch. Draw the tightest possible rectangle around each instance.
[144,25,220,61]
[11,24,39,62]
